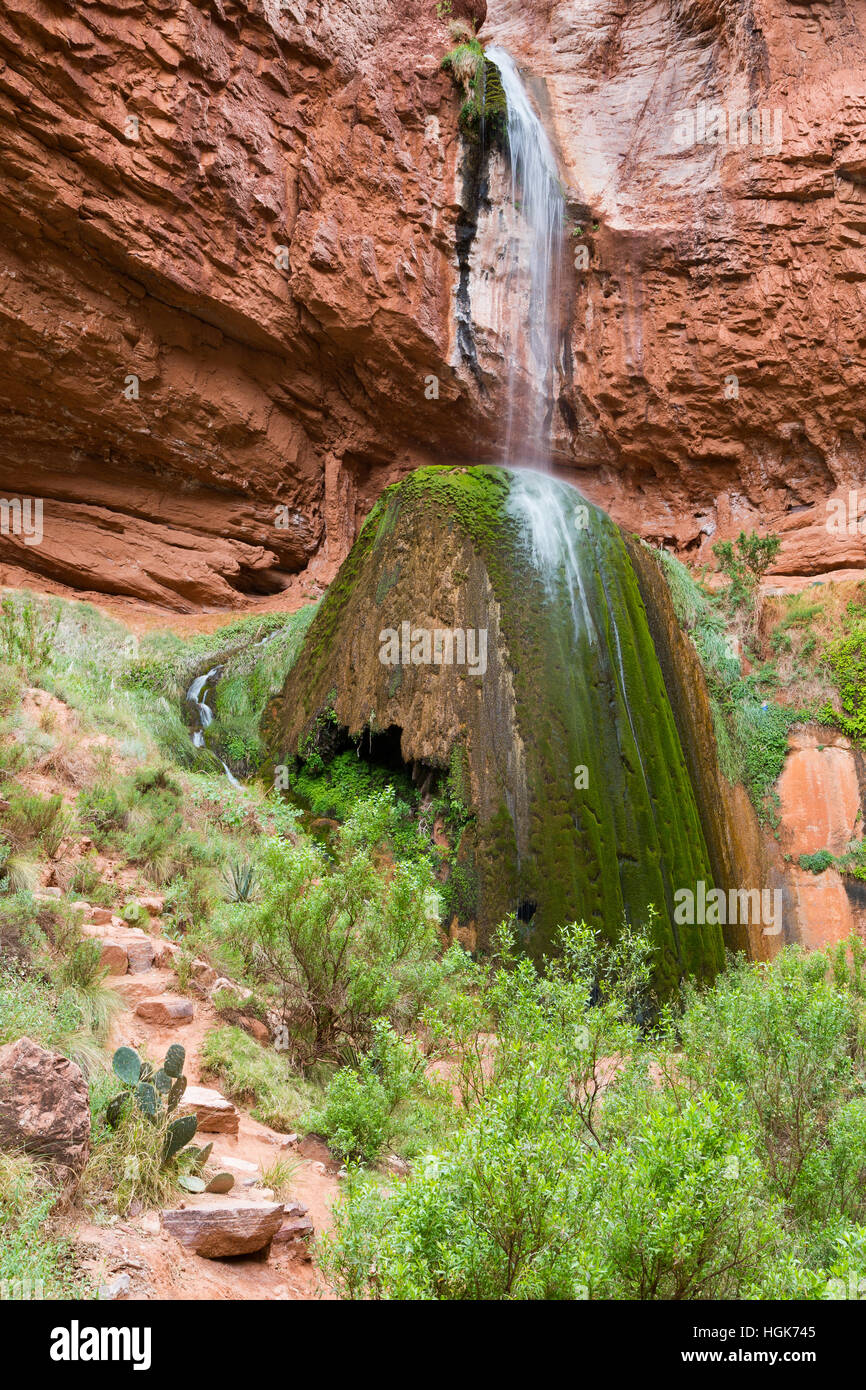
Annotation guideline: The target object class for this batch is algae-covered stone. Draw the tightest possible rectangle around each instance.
[264,465,724,993]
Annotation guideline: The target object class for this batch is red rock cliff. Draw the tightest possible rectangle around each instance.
[1,0,865,607]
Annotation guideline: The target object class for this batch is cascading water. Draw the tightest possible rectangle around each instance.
[186,665,241,788]
[485,45,564,467]
[470,51,719,975]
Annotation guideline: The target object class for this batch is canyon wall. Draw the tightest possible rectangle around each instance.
[1,0,866,606]
[0,0,480,608]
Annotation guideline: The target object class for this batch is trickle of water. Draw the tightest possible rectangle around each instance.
[187,666,221,741]
[486,44,565,466]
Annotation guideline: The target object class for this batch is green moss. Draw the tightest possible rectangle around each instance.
[442,41,508,142]
[267,467,724,995]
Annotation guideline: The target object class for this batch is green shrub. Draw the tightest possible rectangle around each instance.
[225,792,450,1067]
[799,849,835,874]
[322,931,866,1300]
[0,594,60,672]
[289,749,419,823]
[77,783,128,844]
[820,624,866,743]
[0,662,22,715]
[2,788,68,854]
[304,1021,429,1163]
[712,531,781,614]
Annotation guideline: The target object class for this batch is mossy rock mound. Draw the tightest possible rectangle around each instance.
[264,466,724,994]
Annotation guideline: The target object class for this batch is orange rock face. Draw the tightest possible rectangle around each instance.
[482,0,866,583]
[1,0,865,604]
[776,730,866,950]
[0,0,472,608]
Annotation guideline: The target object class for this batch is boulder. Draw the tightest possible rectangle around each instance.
[180,1086,240,1135]
[161,1202,284,1258]
[191,959,218,990]
[0,1037,90,1185]
[94,939,128,976]
[213,1155,259,1178]
[135,996,194,1027]
[274,1202,314,1256]
[89,907,114,925]
[152,940,180,968]
[139,895,164,917]
[210,977,253,1004]
[123,932,155,974]
[239,1016,269,1044]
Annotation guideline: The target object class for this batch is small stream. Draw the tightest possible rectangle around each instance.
[185,664,242,788]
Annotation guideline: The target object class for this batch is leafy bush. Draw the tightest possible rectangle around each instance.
[304,1021,431,1163]
[321,931,866,1300]
[225,792,449,1067]
[289,749,419,823]
[2,788,68,854]
[713,531,781,614]
[799,849,835,874]
[0,594,60,672]
[820,624,866,743]
[77,783,128,844]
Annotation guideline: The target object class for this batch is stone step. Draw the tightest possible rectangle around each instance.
[180,1086,240,1136]
[134,995,194,1027]
[212,1154,260,1177]
[161,1202,284,1259]
[91,937,129,976]
[81,922,154,973]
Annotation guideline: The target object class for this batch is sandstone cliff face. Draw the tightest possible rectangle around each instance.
[1,0,866,607]
[0,0,479,608]
[479,0,866,580]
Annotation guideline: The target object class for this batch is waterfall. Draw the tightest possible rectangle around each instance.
[481,51,694,940]
[485,45,565,468]
[186,666,241,788]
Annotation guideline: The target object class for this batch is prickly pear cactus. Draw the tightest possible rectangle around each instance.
[164,1113,198,1163]
[112,1046,141,1086]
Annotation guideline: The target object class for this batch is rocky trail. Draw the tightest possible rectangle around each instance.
[60,897,342,1302]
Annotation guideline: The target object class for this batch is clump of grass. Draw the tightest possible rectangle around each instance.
[0,849,39,895]
[0,1151,88,1298]
[260,1155,300,1201]
[201,1025,318,1133]
[0,964,102,1076]
[54,939,122,1044]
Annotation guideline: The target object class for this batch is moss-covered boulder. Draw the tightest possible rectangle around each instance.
[264,466,724,993]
